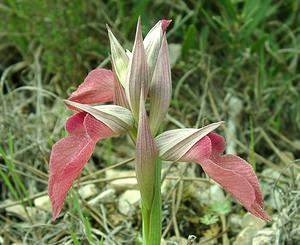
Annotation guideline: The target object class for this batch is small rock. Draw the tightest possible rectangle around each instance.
[241,213,266,229]
[168,236,188,245]
[234,213,267,245]
[228,214,242,232]
[106,169,137,191]
[34,195,51,209]
[253,228,275,245]
[233,227,257,245]
[118,190,140,216]
[6,205,45,221]
[0,236,3,244]
[88,188,116,206]
[193,184,225,205]
[78,184,98,199]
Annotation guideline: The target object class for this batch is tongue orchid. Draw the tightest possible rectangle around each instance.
[48,17,270,244]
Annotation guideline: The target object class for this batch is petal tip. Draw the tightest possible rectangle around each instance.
[161,19,172,32]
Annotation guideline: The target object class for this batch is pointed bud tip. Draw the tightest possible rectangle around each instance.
[162,19,172,32]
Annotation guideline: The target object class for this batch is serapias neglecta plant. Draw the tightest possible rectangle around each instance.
[48,17,270,244]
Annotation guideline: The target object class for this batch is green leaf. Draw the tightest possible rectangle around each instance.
[211,200,232,215]
[182,24,197,58]
[200,214,219,225]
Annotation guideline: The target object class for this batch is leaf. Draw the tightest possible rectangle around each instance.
[200,214,219,225]
[182,24,197,58]
[211,200,232,215]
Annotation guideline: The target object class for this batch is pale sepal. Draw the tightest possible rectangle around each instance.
[149,34,172,135]
[107,25,129,86]
[144,20,171,79]
[64,100,134,135]
[125,17,148,120]
[155,121,223,161]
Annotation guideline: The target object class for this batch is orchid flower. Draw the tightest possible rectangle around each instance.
[48,17,270,243]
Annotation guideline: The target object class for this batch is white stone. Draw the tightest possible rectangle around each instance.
[6,204,44,221]
[234,214,267,245]
[241,213,266,229]
[78,184,98,199]
[233,227,257,245]
[194,184,225,205]
[118,190,140,216]
[34,195,51,209]
[106,169,138,191]
[88,188,116,206]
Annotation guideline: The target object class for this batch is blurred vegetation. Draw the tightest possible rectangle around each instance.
[0,0,299,244]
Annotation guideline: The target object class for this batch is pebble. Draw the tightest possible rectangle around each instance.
[34,195,51,209]
[193,184,225,205]
[106,169,138,191]
[234,213,267,245]
[118,190,140,216]
[78,184,98,199]
[88,188,116,206]
[6,204,45,221]
[241,213,266,229]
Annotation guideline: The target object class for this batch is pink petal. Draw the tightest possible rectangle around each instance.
[207,132,225,155]
[161,19,172,32]
[181,133,271,221]
[48,112,115,220]
[180,136,212,162]
[68,68,114,104]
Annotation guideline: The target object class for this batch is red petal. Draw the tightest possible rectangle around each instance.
[48,112,114,220]
[68,68,114,104]
[207,132,225,155]
[161,19,172,32]
[181,133,271,221]
[180,136,212,162]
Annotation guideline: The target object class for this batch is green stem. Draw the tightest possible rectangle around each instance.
[142,204,150,243]
[141,159,162,245]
